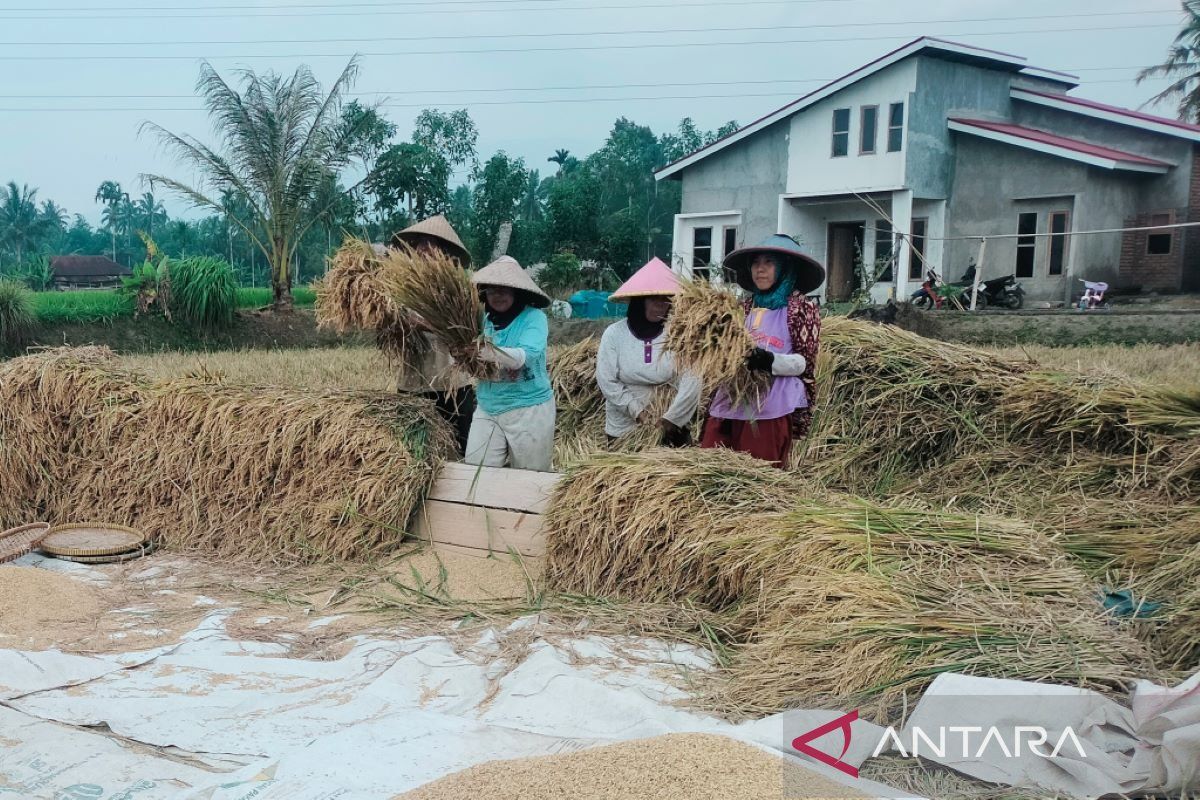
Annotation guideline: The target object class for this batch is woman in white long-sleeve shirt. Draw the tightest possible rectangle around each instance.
[596,257,701,447]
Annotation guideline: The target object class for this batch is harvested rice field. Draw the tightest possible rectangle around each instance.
[3,317,1199,799]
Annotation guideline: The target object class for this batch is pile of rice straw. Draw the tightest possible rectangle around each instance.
[663,281,767,413]
[377,245,494,379]
[543,448,1153,718]
[0,347,455,563]
[802,317,1200,503]
[315,238,430,372]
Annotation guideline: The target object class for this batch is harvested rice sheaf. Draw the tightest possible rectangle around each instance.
[315,238,431,373]
[377,245,494,379]
[0,348,456,563]
[543,448,1151,716]
[663,281,767,413]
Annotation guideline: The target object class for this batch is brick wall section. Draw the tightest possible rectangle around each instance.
[1120,208,1186,292]
[1187,143,1200,291]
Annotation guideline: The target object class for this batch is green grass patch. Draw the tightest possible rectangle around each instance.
[32,290,133,324]
[236,286,316,308]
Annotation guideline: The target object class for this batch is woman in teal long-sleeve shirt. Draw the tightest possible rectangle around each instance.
[463,256,556,472]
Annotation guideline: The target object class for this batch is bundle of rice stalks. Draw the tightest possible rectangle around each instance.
[316,239,398,333]
[56,383,456,564]
[377,245,493,378]
[316,238,430,371]
[663,281,767,412]
[0,347,456,563]
[544,448,798,607]
[0,347,145,527]
[800,317,1024,493]
[710,502,1151,717]
[718,561,1150,720]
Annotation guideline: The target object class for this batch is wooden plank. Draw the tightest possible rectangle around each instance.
[411,499,545,557]
[427,462,561,514]
[426,541,539,565]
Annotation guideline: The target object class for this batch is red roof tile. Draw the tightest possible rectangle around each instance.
[949,118,1172,167]
[1016,88,1200,135]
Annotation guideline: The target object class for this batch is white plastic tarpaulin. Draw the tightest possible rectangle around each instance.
[0,608,903,799]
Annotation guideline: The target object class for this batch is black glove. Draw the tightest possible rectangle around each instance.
[746,347,775,374]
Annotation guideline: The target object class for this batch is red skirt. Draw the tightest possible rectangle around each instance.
[700,415,792,468]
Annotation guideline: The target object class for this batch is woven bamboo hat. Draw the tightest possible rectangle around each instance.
[391,215,471,265]
[608,257,682,302]
[472,256,551,308]
[723,234,826,295]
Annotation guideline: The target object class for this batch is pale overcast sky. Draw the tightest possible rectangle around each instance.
[0,0,1186,223]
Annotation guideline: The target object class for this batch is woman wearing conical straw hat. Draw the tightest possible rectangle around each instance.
[700,234,824,467]
[390,215,476,455]
[597,257,702,447]
[463,256,556,472]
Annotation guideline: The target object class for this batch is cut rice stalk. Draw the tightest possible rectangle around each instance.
[663,281,767,413]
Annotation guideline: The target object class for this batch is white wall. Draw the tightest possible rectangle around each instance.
[671,210,742,281]
[786,59,917,196]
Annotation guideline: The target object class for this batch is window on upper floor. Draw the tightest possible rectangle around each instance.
[887,102,905,152]
[832,108,850,157]
[860,106,878,155]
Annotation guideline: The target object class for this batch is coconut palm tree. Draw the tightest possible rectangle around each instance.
[95,181,124,261]
[135,192,166,237]
[1138,1,1200,121]
[548,149,572,172]
[142,59,365,310]
[0,182,50,264]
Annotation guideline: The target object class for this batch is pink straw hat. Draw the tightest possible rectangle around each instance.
[608,257,682,302]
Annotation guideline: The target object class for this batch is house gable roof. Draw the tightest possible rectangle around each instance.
[654,37,1078,181]
[1011,87,1200,143]
[948,118,1172,173]
[50,255,131,278]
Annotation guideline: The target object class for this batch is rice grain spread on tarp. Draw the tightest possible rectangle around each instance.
[400,733,867,800]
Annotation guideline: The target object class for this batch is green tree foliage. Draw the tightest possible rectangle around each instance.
[536,250,582,298]
[0,182,51,264]
[470,152,529,263]
[368,142,451,221]
[412,108,479,170]
[1139,0,1200,121]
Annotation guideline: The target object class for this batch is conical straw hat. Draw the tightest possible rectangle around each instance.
[723,233,826,294]
[608,257,682,302]
[472,256,551,308]
[391,215,471,265]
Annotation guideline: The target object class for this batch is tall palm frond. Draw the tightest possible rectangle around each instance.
[1138,1,1200,121]
[141,58,365,309]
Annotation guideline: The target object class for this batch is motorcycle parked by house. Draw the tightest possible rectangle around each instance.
[968,275,1025,310]
[910,269,944,310]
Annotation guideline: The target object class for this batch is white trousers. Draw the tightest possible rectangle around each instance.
[464,399,557,472]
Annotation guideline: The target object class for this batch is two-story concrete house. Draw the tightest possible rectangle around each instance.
[655,37,1200,303]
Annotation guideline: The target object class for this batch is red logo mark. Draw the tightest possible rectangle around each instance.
[791,710,859,779]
